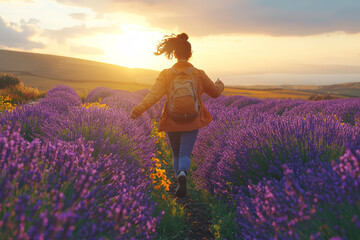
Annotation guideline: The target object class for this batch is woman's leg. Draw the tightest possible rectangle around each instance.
[166,132,181,175]
[178,129,199,175]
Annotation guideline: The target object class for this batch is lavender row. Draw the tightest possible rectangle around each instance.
[0,85,161,239]
[85,87,165,120]
[192,96,360,239]
[235,148,359,239]
[205,95,360,125]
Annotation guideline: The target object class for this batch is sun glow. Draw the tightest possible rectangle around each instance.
[110,25,164,68]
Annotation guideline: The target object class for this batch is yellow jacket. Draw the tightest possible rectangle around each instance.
[131,61,224,132]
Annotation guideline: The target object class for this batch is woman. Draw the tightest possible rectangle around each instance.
[130,33,224,198]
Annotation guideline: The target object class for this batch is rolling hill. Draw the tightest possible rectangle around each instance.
[0,49,159,91]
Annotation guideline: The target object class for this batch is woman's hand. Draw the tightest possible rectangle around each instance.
[215,78,223,85]
[130,107,140,120]
[215,78,225,95]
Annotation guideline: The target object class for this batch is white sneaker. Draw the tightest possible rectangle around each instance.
[176,171,187,198]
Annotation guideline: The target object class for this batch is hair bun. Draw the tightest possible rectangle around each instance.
[177,33,189,41]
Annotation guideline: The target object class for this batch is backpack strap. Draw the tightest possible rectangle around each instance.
[170,67,179,75]
[185,67,194,75]
[170,67,194,76]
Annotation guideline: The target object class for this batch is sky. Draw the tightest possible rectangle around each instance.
[1,0,360,86]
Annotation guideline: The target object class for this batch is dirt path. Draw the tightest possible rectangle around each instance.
[26,98,43,106]
[166,168,214,240]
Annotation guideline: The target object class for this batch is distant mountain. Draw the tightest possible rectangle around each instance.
[0,49,159,91]
[316,82,360,97]
[280,82,360,97]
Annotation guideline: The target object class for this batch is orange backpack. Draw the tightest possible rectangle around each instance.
[168,67,200,121]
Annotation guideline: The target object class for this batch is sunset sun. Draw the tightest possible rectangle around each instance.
[110,26,164,68]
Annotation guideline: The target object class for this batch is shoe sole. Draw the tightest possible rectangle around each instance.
[176,175,187,198]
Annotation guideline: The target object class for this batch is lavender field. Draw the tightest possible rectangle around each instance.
[1,85,359,239]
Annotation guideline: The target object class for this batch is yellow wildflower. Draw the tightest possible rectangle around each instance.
[81,102,109,110]
[160,180,167,187]
[156,168,165,174]
[156,171,162,178]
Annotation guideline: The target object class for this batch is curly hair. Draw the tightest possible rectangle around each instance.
[154,33,192,60]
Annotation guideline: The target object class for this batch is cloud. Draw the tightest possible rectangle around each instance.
[70,45,104,55]
[0,16,44,49]
[55,0,360,36]
[0,0,35,2]
[43,24,120,44]
[68,13,89,21]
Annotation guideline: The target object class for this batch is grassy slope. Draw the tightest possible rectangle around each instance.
[0,49,156,91]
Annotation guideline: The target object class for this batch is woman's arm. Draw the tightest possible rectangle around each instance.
[202,70,225,98]
[130,70,167,119]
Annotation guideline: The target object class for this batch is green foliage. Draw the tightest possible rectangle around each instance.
[153,197,188,240]
[189,161,237,239]
[189,184,237,240]
[77,89,88,103]
[308,94,338,101]
[6,83,40,104]
[0,73,20,89]
[209,202,237,240]
[0,73,43,105]
[37,91,47,98]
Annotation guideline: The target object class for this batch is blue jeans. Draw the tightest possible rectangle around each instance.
[167,129,199,176]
